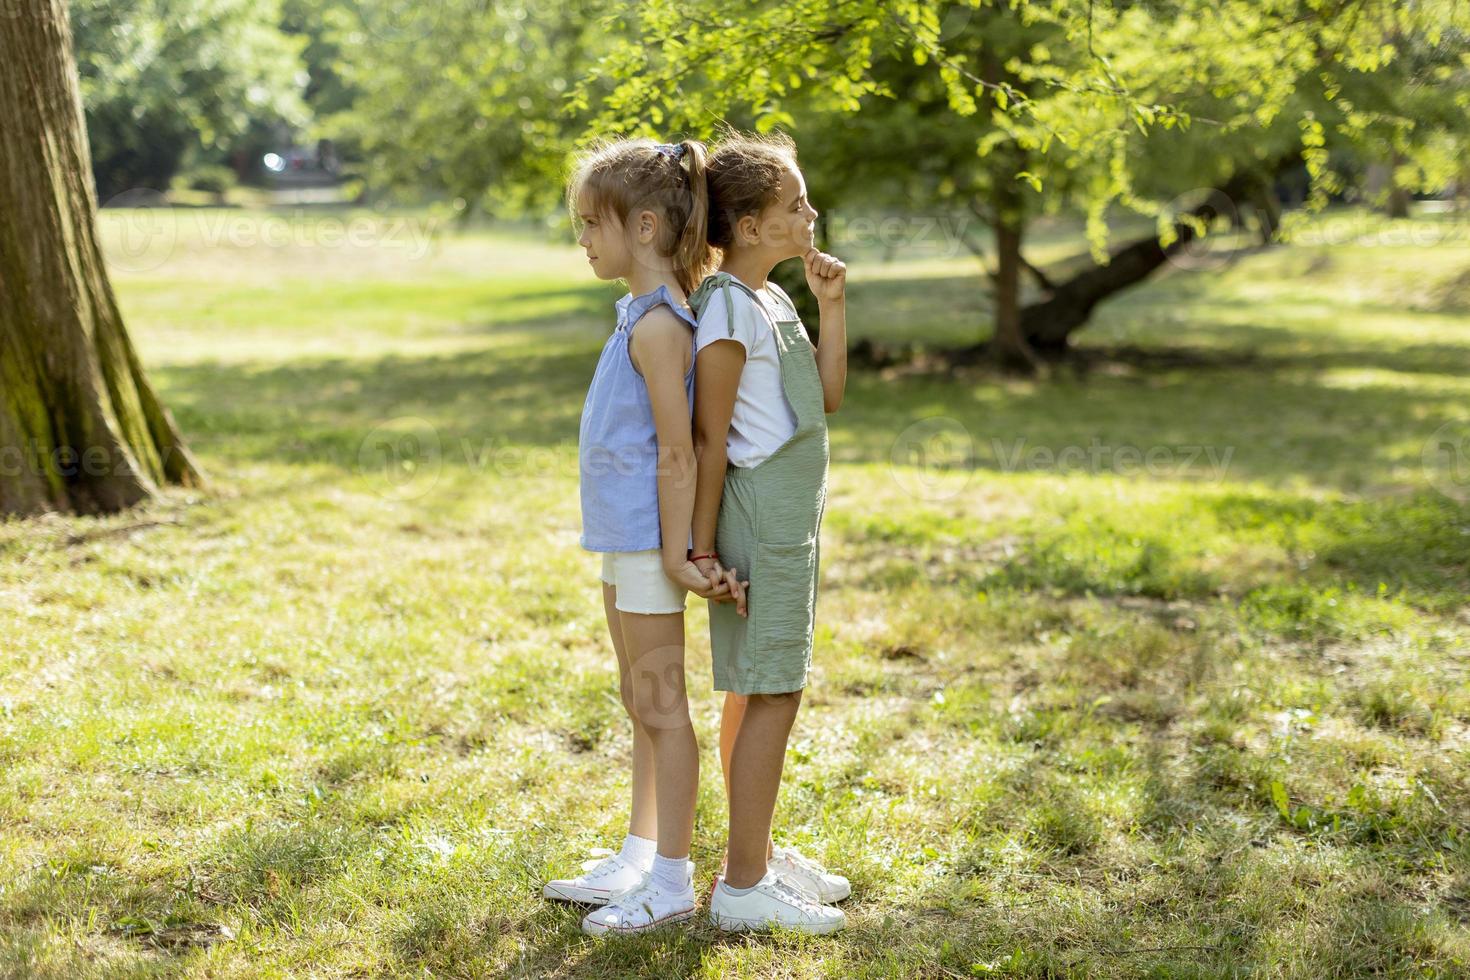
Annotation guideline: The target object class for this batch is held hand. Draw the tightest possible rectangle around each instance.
[716,560,749,618]
[668,559,730,599]
[694,557,749,617]
[803,247,847,305]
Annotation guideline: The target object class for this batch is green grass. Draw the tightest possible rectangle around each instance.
[2,205,1469,977]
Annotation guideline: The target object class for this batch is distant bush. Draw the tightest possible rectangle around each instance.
[186,165,238,196]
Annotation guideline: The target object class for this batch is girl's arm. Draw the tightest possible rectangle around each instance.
[629,309,728,597]
[692,338,748,615]
[803,248,848,413]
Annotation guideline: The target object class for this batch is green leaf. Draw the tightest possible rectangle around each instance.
[1269,779,1291,820]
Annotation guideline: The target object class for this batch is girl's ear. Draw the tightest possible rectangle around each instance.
[736,213,760,246]
[636,209,658,245]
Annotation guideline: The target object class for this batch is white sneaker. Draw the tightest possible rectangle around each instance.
[709,871,846,934]
[542,850,646,906]
[769,845,852,903]
[581,878,697,936]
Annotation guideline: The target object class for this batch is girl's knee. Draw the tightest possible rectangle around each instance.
[628,681,691,730]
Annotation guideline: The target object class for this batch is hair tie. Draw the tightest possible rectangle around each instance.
[654,142,686,162]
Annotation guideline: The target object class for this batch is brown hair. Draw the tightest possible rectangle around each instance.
[705,130,798,250]
[567,137,713,294]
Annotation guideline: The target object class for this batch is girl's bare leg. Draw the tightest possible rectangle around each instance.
[719,691,776,873]
[618,608,699,861]
[723,690,803,888]
[604,583,656,841]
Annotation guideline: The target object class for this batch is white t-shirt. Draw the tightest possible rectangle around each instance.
[694,279,805,468]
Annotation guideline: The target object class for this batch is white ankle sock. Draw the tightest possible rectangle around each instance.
[651,851,691,892]
[719,879,757,896]
[620,833,656,871]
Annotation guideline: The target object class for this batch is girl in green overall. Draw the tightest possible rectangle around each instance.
[688,132,851,934]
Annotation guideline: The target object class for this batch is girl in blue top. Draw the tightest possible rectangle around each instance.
[543,137,740,936]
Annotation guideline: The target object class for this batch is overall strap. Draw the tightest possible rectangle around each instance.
[688,272,768,339]
[763,279,800,321]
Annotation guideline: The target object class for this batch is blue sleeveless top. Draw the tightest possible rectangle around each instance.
[579,285,697,552]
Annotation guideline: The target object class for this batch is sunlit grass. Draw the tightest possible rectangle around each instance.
[2,205,1467,977]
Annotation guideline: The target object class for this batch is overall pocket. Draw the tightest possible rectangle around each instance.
[751,537,818,656]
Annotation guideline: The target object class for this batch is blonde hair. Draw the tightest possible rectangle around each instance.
[567,137,714,294]
[705,130,798,250]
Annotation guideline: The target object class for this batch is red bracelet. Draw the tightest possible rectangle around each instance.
[690,552,719,562]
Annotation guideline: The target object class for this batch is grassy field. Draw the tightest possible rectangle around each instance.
[2,204,1469,978]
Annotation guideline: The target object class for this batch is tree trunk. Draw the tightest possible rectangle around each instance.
[1015,169,1264,357]
[0,0,203,517]
[988,206,1038,371]
[1385,151,1411,219]
[977,40,1038,373]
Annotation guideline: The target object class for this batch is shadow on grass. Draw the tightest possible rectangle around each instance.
[153,313,1470,501]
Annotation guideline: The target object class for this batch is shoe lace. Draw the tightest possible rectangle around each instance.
[774,846,825,874]
[609,881,659,918]
[769,875,819,911]
[582,854,628,882]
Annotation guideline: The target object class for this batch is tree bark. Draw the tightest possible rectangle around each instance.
[977,41,1039,373]
[988,203,1039,371]
[0,0,203,516]
[1012,169,1265,357]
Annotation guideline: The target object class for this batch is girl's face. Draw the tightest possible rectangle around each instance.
[576,192,632,281]
[744,164,818,259]
[577,192,666,283]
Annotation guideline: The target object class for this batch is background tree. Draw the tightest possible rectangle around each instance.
[588,0,1470,366]
[330,0,613,216]
[1,0,203,516]
[72,0,307,199]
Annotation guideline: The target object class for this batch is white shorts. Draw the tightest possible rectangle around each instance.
[600,549,687,615]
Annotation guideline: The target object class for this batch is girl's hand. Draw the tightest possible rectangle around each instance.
[695,557,748,617]
[668,560,731,600]
[803,248,846,305]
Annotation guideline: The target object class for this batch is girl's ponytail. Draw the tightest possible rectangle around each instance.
[568,136,714,296]
[673,139,713,295]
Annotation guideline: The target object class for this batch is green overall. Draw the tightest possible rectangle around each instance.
[689,273,829,694]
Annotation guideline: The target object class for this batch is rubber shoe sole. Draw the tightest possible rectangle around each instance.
[542,881,622,906]
[709,908,846,935]
[582,905,697,936]
[543,860,694,907]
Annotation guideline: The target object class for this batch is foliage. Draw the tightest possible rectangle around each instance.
[328,0,615,213]
[72,0,308,199]
[588,0,1470,259]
